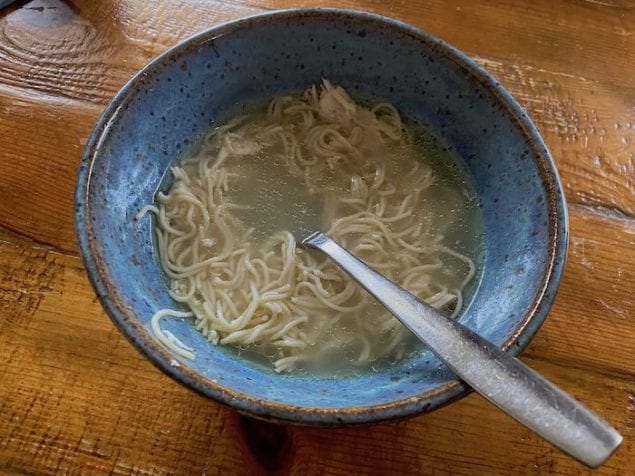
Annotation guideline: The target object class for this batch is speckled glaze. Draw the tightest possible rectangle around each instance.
[75,9,568,425]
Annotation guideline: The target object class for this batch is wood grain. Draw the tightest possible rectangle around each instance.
[1,0,632,254]
[0,0,633,474]
[525,205,635,377]
[474,58,635,216]
[0,206,633,474]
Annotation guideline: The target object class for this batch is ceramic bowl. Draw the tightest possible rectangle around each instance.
[76,9,568,424]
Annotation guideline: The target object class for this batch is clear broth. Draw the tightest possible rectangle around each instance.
[172,101,484,377]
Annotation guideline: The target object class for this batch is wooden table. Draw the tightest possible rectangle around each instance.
[0,1,633,474]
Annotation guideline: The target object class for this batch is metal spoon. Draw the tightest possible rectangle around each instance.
[302,231,622,468]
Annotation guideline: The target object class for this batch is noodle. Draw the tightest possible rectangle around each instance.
[141,80,477,372]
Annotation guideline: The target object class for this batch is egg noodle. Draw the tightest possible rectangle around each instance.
[137,80,475,372]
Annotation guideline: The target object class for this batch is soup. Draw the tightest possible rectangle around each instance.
[138,80,483,373]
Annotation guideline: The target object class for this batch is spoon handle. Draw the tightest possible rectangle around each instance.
[302,232,622,468]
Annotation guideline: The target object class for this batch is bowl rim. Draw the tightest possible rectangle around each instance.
[75,7,569,425]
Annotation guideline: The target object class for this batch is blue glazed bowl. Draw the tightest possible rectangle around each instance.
[76,9,568,424]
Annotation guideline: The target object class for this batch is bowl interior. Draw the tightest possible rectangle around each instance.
[77,10,566,423]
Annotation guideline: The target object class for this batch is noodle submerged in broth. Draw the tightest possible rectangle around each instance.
[139,80,483,373]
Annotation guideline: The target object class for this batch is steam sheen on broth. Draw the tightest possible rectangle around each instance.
[139,81,483,373]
